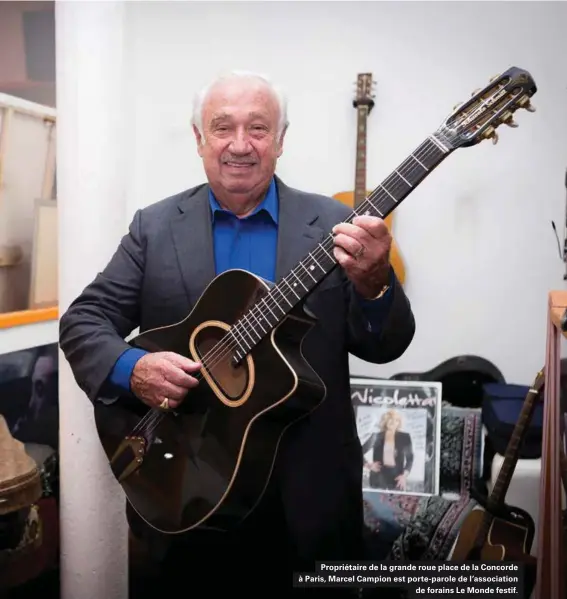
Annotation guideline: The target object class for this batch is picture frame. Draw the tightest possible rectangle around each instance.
[350,377,442,496]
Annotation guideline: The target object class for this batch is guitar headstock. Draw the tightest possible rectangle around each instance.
[437,66,537,149]
[353,72,376,113]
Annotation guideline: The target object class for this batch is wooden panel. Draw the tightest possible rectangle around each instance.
[537,290,566,598]
[29,199,57,309]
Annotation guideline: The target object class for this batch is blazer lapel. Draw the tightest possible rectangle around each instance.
[169,177,326,307]
[170,185,216,307]
[274,176,325,282]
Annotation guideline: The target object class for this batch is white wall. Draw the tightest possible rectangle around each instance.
[120,0,567,385]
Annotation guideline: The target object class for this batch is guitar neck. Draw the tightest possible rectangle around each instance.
[354,106,369,207]
[229,133,451,363]
[486,384,542,512]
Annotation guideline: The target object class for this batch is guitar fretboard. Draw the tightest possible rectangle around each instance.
[228,134,450,364]
[487,385,542,511]
[355,105,369,207]
[473,379,543,551]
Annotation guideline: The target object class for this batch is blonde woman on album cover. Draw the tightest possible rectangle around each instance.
[365,409,414,491]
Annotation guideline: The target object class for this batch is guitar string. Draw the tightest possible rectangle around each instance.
[131,139,447,437]
[139,83,522,432]
[185,136,446,374]
[133,139,445,438]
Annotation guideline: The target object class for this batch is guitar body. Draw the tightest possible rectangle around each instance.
[333,189,406,285]
[93,269,326,535]
[452,509,537,598]
[451,509,534,562]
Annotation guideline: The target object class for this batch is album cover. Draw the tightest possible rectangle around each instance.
[351,377,442,496]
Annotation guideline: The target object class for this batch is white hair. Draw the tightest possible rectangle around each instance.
[191,69,289,139]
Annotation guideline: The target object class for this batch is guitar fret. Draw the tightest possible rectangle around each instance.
[314,247,335,272]
[231,327,251,351]
[290,270,309,291]
[249,310,268,335]
[259,308,276,332]
[243,314,259,338]
[380,184,398,203]
[282,278,301,300]
[275,285,293,307]
[395,170,412,187]
[234,324,252,349]
[308,252,326,273]
[229,329,248,355]
[318,243,334,262]
[410,153,428,171]
[365,197,384,217]
[261,297,280,320]
[392,171,413,197]
[240,315,258,344]
[299,261,318,282]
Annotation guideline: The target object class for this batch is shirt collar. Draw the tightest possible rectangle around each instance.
[209,177,279,224]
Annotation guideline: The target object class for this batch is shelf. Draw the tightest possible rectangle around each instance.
[0,307,58,355]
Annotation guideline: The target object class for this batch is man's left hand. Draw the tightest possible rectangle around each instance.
[332,215,392,298]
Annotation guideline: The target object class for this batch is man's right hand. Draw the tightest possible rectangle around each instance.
[130,351,202,410]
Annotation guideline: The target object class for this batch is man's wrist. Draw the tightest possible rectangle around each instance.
[355,266,392,300]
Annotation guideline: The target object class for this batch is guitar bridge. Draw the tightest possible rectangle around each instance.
[110,435,147,482]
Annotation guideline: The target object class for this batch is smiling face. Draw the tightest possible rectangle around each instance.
[386,416,400,431]
[193,77,286,212]
[380,410,402,433]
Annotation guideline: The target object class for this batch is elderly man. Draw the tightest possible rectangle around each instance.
[59,70,415,595]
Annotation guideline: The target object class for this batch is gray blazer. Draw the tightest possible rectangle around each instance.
[59,175,415,561]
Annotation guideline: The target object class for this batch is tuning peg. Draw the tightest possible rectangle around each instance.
[453,102,463,110]
[517,96,536,112]
[500,110,518,127]
[489,73,501,82]
[482,126,498,145]
[471,88,482,96]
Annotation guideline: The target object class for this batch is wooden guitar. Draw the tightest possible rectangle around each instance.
[451,369,543,589]
[94,67,537,535]
[334,73,406,285]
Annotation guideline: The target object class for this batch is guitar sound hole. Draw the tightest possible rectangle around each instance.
[194,323,250,400]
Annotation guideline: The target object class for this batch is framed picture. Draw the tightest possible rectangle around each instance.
[350,377,442,496]
[0,342,59,451]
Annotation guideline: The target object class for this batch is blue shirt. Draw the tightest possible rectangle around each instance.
[107,177,395,394]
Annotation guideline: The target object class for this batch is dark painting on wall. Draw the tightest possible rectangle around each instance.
[0,343,59,452]
[0,343,60,598]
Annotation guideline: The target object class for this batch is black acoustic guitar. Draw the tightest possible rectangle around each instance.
[451,369,544,595]
[94,67,537,535]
